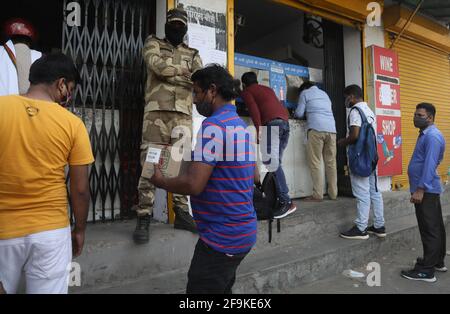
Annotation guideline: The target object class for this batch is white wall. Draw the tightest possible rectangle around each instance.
[241,117,324,198]
[365,24,385,48]
[156,0,167,38]
[343,25,362,87]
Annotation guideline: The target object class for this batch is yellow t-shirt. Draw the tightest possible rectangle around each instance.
[0,95,95,239]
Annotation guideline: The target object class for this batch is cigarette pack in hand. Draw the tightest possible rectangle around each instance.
[141,143,183,179]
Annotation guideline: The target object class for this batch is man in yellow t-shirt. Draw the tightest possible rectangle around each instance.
[0,53,94,294]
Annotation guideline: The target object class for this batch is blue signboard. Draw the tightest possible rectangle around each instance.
[234,53,309,78]
[235,53,309,108]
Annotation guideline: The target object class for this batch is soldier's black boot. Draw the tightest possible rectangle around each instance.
[173,207,198,234]
[133,214,151,244]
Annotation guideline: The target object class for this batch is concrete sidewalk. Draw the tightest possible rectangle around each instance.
[70,188,450,294]
[293,235,450,294]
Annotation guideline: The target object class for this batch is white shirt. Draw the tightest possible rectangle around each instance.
[0,40,42,96]
[348,101,376,131]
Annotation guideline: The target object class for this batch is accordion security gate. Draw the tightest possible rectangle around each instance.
[62,0,151,222]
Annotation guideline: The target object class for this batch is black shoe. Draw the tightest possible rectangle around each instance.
[416,257,448,272]
[401,269,437,282]
[273,201,297,219]
[340,225,369,240]
[174,207,198,234]
[133,214,150,244]
[367,225,386,238]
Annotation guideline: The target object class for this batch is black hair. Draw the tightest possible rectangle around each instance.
[191,64,238,101]
[416,102,436,118]
[241,72,258,86]
[29,52,81,85]
[299,81,315,94]
[343,84,363,99]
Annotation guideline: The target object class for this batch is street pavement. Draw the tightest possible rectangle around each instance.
[292,234,450,294]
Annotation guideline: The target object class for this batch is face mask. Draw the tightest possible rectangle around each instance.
[165,23,187,46]
[195,91,214,117]
[196,102,214,117]
[414,116,430,129]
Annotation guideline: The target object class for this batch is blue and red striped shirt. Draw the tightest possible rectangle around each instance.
[192,104,257,254]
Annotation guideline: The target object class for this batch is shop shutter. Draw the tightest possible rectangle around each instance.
[389,37,450,189]
[62,0,153,221]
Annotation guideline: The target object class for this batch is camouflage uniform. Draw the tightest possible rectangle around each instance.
[137,34,203,217]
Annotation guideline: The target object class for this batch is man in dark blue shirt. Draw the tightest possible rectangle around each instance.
[150,65,257,294]
[401,103,447,283]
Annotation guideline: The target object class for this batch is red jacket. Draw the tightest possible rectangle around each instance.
[240,84,289,134]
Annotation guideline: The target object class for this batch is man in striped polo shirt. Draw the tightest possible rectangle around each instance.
[151,64,257,294]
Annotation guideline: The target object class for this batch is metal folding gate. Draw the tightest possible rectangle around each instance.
[62,0,153,222]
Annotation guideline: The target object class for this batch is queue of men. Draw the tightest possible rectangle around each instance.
[0,7,447,294]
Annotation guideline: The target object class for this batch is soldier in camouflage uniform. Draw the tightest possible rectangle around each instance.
[133,7,203,244]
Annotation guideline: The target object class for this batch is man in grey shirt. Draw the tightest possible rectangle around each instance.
[295,81,338,201]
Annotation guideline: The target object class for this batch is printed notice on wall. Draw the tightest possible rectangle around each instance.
[177,0,227,66]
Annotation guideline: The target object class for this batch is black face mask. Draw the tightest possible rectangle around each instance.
[195,91,215,117]
[196,102,214,117]
[165,23,187,46]
[414,116,430,129]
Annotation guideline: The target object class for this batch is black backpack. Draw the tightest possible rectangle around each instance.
[253,172,281,243]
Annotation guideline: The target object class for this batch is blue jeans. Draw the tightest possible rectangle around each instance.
[350,172,385,231]
[263,119,291,204]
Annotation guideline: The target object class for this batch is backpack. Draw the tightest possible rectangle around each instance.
[347,106,379,178]
[253,172,281,243]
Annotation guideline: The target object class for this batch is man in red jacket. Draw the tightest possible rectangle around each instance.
[241,72,296,219]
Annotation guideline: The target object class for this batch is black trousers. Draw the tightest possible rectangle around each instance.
[414,193,447,275]
[186,239,249,294]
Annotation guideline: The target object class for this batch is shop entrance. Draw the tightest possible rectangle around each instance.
[1,0,155,221]
[234,0,357,197]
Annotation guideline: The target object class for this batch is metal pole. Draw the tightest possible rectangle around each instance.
[390,0,425,49]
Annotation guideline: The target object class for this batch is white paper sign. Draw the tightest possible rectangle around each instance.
[202,50,227,66]
[188,24,216,49]
[146,147,162,163]
[178,0,226,16]
[380,83,392,106]
[178,0,227,66]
